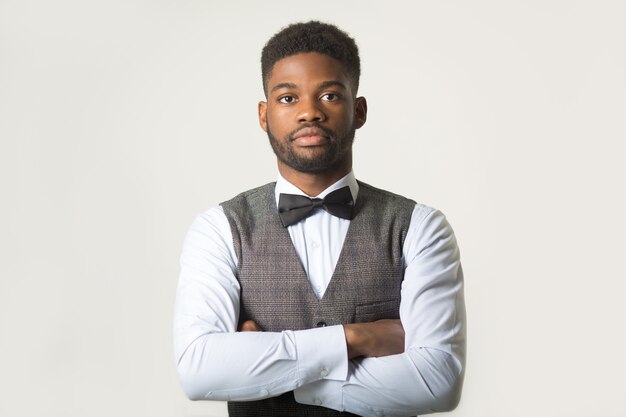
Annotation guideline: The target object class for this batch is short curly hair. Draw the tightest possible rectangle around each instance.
[261,21,361,96]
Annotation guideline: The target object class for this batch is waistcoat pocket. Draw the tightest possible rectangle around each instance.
[355,299,400,323]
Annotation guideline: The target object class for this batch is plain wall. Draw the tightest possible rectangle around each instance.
[1,1,625,416]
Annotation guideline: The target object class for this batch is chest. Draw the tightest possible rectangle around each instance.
[236,210,405,331]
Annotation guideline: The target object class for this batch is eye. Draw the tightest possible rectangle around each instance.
[321,93,340,102]
[278,95,296,104]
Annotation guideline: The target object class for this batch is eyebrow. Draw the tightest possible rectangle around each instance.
[270,80,348,94]
[270,82,298,93]
[318,80,347,91]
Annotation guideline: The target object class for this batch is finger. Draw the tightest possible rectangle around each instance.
[239,320,262,332]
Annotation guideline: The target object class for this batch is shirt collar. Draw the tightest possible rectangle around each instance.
[274,171,359,206]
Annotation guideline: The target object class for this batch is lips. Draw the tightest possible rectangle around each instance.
[291,127,330,146]
[292,127,328,140]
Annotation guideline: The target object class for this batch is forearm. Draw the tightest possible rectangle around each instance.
[175,324,349,401]
[343,319,405,359]
[295,347,463,417]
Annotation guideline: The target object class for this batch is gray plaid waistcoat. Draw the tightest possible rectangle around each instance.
[221,181,415,417]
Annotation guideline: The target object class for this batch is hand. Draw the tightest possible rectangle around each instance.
[238,319,262,332]
[343,319,405,359]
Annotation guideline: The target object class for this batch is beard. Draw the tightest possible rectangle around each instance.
[266,121,355,173]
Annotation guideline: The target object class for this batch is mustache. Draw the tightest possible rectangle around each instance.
[287,124,336,141]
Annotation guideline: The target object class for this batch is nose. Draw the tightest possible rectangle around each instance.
[297,97,326,123]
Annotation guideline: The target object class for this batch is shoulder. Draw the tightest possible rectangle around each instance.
[410,203,440,229]
[180,206,237,269]
[356,180,417,217]
[222,183,276,206]
[357,180,416,204]
[404,204,459,263]
[184,206,232,246]
[357,181,443,222]
[220,182,275,219]
[218,183,278,239]
[356,181,455,240]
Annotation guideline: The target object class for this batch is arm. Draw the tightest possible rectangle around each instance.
[241,318,406,359]
[293,207,467,416]
[173,208,350,401]
[343,319,405,359]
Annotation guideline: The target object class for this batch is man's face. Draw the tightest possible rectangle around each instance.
[258,52,366,174]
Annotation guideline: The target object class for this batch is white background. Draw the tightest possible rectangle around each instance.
[1,1,625,416]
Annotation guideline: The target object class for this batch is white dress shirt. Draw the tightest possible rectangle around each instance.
[174,172,466,417]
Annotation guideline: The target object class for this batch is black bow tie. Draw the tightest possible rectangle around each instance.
[278,186,354,227]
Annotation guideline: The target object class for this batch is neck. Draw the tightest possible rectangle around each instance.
[278,159,352,197]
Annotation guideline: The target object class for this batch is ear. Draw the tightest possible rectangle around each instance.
[258,101,268,132]
[354,97,367,129]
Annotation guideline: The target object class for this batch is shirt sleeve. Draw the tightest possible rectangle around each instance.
[173,208,349,401]
[293,207,467,416]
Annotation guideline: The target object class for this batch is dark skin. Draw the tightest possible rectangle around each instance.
[259,52,364,196]
[244,52,404,360]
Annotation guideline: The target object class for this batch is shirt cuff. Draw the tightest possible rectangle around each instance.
[293,325,349,384]
[294,378,345,412]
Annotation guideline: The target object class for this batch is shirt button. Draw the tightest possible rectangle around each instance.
[314,398,323,405]
[317,321,327,327]
[320,368,329,377]
[311,241,319,249]
[259,389,269,397]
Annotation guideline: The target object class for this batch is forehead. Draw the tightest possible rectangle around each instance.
[266,52,352,93]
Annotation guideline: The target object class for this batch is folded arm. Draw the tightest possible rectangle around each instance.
[293,208,467,416]
[173,209,350,401]
[174,206,466,416]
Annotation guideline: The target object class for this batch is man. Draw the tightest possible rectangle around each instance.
[174,21,466,417]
